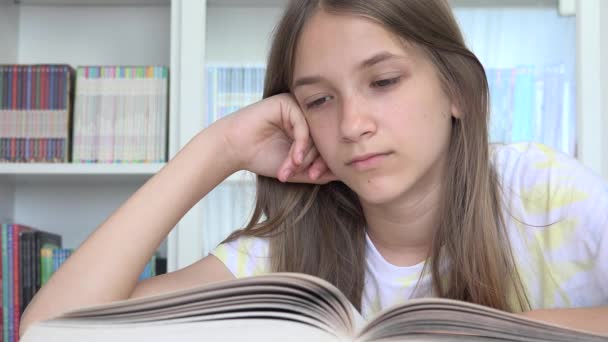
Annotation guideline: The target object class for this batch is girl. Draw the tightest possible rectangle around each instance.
[20,0,608,337]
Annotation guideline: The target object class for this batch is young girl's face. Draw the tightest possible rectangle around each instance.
[292,11,460,205]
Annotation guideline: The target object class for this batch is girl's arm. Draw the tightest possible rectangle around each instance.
[19,119,241,336]
[520,307,608,335]
[19,94,332,338]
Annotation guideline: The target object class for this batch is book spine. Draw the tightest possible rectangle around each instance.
[7,224,13,342]
[26,233,35,309]
[20,232,30,313]
[12,225,20,342]
[1,223,5,342]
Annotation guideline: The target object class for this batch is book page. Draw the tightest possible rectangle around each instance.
[53,273,357,337]
[22,318,344,342]
[355,298,608,342]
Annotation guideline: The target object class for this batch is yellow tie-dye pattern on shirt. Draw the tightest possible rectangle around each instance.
[212,243,228,264]
[397,272,421,288]
[520,182,589,215]
[533,218,578,251]
[514,221,568,307]
[514,216,597,308]
[533,143,568,170]
[236,238,254,277]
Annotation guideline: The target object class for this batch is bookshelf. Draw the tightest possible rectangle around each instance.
[0,0,285,274]
[0,1,174,268]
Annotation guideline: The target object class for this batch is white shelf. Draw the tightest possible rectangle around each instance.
[0,163,256,184]
[15,0,170,5]
[14,0,288,7]
[208,0,286,7]
[0,163,165,184]
[0,162,165,174]
[12,0,558,8]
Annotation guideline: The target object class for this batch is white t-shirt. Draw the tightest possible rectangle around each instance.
[210,142,608,319]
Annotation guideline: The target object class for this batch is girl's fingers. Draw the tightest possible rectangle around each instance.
[308,156,329,180]
[293,145,318,174]
[278,142,298,182]
[283,155,338,184]
[282,98,310,166]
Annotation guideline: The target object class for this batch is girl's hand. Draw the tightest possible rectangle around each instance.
[217,93,338,184]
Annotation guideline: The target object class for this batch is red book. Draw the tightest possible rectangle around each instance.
[10,138,15,162]
[12,65,17,110]
[41,66,46,110]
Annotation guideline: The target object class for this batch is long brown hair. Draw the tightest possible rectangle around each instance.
[222,0,530,313]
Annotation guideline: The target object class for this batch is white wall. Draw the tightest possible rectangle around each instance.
[454,8,575,71]
[0,2,20,63]
[0,177,15,224]
[602,1,608,179]
[13,179,167,256]
[206,7,284,65]
[17,5,170,66]
[577,0,608,179]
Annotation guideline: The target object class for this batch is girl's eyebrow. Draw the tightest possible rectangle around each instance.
[292,51,402,90]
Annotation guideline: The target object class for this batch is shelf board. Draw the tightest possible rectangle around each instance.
[0,163,256,184]
[12,0,557,8]
[0,162,165,184]
[0,162,165,175]
[207,0,287,7]
[14,0,289,7]
[15,0,170,5]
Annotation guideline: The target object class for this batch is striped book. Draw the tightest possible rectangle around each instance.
[0,65,74,163]
[72,66,169,164]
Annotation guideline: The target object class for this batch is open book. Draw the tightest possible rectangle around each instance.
[21,273,607,341]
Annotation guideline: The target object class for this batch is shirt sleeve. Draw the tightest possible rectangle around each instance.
[594,214,608,302]
[534,143,608,304]
[561,149,608,303]
[209,235,271,278]
[494,142,608,307]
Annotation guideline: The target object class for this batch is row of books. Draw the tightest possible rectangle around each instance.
[1,223,166,342]
[0,65,72,163]
[0,64,169,164]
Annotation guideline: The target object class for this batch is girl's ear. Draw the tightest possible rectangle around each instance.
[451,103,463,119]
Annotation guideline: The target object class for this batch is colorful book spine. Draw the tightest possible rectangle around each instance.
[39,248,53,287]
[2,224,8,342]
[0,64,73,163]
[7,223,13,342]
[73,65,168,164]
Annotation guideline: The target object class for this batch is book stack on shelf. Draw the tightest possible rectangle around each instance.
[0,64,169,165]
[0,223,166,342]
[72,66,169,164]
[1,223,62,342]
[0,65,74,163]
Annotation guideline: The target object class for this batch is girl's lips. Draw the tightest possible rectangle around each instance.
[348,152,392,171]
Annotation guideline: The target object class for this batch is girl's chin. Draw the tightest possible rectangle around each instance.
[350,180,407,205]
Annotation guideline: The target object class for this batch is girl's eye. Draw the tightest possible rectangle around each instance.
[306,95,333,110]
[372,76,401,88]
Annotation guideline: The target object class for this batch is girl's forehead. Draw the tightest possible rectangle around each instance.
[294,12,417,70]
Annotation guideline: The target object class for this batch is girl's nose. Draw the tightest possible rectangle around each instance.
[339,96,377,142]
